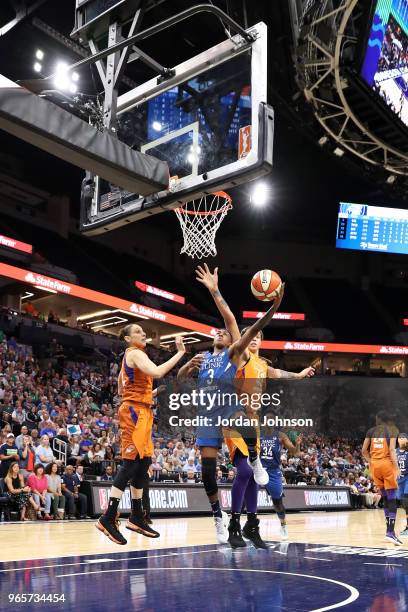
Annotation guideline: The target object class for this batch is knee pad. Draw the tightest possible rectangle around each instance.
[201,457,218,497]
[113,458,140,491]
[130,457,151,489]
[272,497,285,514]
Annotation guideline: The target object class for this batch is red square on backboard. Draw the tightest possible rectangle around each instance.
[239,125,251,159]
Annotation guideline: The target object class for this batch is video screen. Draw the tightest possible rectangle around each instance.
[361,0,408,127]
[336,201,408,254]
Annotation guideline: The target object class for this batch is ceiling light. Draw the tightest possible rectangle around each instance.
[34,285,57,294]
[77,310,112,321]
[21,292,34,300]
[251,183,270,207]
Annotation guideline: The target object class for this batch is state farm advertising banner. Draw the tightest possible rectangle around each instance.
[84,482,350,517]
[135,281,185,304]
[403,319,408,327]
[1,261,407,355]
[0,262,214,337]
[243,311,305,321]
[262,340,408,355]
[0,234,32,254]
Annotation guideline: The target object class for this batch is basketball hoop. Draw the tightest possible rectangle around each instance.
[174,191,232,259]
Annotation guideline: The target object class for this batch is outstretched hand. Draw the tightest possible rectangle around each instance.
[186,353,205,374]
[175,336,186,353]
[196,263,219,292]
[299,367,315,379]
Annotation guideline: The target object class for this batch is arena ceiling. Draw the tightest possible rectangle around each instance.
[0,0,406,248]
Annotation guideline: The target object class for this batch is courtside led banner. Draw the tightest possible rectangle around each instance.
[82,481,351,517]
[242,311,305,321]
[135,281,185,304]
[0,234,32,254]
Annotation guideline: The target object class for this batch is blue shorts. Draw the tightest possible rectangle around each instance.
[397,477,408,500]
[264,466,284,499]
[196,404,239,448]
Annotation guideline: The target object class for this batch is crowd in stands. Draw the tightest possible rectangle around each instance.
[0,331,382,521]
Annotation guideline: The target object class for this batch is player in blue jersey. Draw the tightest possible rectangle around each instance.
[397,433,408,537]
[260,426,302,540]
[178,264,284,543]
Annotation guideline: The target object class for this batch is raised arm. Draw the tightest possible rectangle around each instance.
[128,336,186,379]
[268,366,315,379]
[195,264,240,342]
[229,284,285,364]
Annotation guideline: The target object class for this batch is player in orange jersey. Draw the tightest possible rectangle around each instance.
[194,265,313,548]
[362,411,401,546]
[96,323,185,545]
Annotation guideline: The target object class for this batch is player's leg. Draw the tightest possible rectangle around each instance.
[241,474,268,548]
[96,458,140,544]
[265,468,287,539]
[142,469,152,524]
[200,443,228,544]
[126,456,159,537]
[228,449,252,548]
[384,489,402,544]
[96,403,142,544]
[399,480,408,537]
[230,411,268,485]
[383,466,402,545]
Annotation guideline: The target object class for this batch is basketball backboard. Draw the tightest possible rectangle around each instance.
[80,21,273,235]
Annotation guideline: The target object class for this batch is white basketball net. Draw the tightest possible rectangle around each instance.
[174,192,232,259]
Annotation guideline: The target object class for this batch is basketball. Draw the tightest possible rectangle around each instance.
[250,269,282,301]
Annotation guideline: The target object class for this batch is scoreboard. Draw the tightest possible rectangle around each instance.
[336,202,408,255]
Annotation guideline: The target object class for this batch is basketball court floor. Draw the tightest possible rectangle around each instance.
[1,510,408,611]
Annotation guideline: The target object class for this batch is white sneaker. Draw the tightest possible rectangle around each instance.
[280,525,288,540]
[385,533,403,546]
[214,510,229,544]
[247,457,269,486]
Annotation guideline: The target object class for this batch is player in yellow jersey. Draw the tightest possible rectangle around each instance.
[195,265,314,548]
[96,323,185,545]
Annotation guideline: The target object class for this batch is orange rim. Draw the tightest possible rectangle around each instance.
[174,191,232,216]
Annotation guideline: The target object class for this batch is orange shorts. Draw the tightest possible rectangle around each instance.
[371,460,398,490]
[118,402,153,460]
